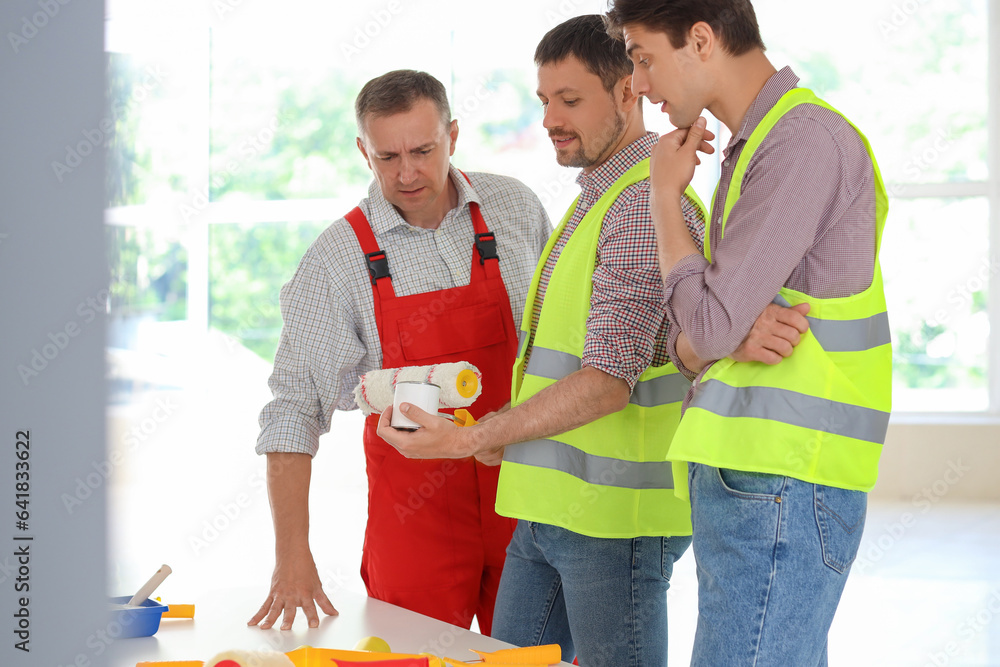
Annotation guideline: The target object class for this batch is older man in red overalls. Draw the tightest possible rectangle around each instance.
[250,69,550,633]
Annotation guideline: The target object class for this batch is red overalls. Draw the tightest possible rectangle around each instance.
[345,192,518,634]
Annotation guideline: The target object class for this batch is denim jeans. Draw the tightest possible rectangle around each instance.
[688,463,867,667]
[491,520,692,666]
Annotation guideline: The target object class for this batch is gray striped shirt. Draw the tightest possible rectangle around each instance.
[257,166,551,456]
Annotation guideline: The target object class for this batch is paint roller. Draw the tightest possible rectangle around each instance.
[353,362,482,416]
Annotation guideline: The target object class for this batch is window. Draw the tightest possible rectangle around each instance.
[751,0,996,414]
[104,0,996,596]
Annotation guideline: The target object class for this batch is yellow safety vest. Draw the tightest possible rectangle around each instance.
[668,88,892,492]
[495,159,704,537]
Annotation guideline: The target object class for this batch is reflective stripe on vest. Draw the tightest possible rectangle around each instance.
[517,328,529,359]
[525,346,691,407]
[667,87,892,492]
[631,373,693,408]
[496,157,702,537]
[525,346,580,381]
[773,295,891,353]
[504,439,676,489]
[692,379,891,445]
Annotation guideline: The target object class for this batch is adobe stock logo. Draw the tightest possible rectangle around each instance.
[61,395,181,514]
[877,0,933,39]
[178,114,287,222]
[340,0,404,63]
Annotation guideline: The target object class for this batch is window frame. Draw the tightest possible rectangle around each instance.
[104,3,1000,421]
[887,1,999,422]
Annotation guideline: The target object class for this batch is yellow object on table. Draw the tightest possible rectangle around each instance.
[153,597,196,618]
[286,647,448,667]
[136,642,561,667]
[354,636,392,652]
[466,644,561,664]
[446,644,562,667]
[164,604,195,618]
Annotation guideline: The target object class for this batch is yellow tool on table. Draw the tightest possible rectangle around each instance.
[154,597,195,618]
[136,642,561,667]
[447,644,562,665]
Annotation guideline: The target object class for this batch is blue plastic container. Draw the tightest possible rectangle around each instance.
[108,596,170,638]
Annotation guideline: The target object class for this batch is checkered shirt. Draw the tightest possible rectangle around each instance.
[257,166,552,457]
[525,132,706,391]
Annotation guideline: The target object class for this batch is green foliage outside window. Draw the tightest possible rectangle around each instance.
[209,67,370,201]
[105,2,992,408]
[206,63,375,361]
[209,221,331,361]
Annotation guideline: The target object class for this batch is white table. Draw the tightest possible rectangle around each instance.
[103,587,573,666]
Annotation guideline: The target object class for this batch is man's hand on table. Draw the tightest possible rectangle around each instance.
[249,550,337,630]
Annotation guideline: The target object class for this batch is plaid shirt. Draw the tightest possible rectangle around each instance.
[257,166,551,457]
[663,67,877,384]
[526,132,706,391]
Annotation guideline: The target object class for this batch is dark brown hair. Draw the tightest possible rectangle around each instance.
[355,69,451,135]
[605,0,766,56]
[535,14,633,92]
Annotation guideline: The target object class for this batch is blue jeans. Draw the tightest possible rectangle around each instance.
[492,520,691,666]
[688,463,867,667]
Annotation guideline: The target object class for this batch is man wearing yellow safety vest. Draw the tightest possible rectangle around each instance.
[379,13,810,666]
[607,1,892,665]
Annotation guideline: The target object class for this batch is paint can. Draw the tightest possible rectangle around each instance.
[391,381,440,430]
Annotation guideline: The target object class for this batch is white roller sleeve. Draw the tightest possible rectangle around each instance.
[205,649,294,667]
[353,361,482,415]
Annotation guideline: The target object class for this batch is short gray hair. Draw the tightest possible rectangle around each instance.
[355,70,452,136]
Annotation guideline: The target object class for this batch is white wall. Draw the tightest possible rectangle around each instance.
[874,422,1000,502]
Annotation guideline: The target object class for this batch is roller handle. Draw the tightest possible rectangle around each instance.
[441,409,478,427]
[128,564,172,607]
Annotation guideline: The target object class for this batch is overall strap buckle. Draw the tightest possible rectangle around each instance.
[475,232,499,265]
[365,250,391,285]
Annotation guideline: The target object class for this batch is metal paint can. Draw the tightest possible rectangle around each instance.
[391,381,441,430]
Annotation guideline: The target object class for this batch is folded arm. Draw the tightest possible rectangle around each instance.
[658,120,842,361]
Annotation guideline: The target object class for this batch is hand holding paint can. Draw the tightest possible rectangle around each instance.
[391,381,440,430]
